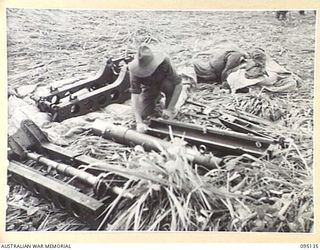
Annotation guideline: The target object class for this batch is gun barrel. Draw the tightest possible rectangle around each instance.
[27,152,100,187]
[91,119,222,169]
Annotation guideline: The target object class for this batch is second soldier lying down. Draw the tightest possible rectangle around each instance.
[128,44,182,133]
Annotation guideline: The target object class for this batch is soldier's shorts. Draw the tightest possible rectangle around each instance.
[136,78,177,120]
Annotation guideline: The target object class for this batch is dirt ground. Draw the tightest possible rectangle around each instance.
[6,9,316,231]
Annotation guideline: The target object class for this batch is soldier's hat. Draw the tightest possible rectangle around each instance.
[129,44,165,77]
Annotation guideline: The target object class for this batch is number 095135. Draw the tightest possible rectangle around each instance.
[300,244,319,249]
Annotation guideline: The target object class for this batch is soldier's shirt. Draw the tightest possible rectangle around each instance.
[129,57,181,95]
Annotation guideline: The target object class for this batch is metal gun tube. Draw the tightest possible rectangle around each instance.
[27,152,100,187]
[26,152,134,198]
[91,119,222,169]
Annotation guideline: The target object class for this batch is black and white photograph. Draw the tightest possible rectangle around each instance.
[6,8,316,232]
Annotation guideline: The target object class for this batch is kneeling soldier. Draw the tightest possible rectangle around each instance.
[129,44,182,133]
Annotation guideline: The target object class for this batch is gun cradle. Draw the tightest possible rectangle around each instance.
[37,56,133,122]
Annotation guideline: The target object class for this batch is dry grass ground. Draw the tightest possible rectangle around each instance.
[6,9,316,232]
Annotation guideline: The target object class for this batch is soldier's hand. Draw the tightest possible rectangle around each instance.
[162,109,177,119]
[136,122,148,133]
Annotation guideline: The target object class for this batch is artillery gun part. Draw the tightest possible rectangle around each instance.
[91,119,222,170]
[36,56,133,122]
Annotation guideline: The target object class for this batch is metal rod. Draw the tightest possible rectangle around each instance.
[91,119,222,169]
[151,118,277,144]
